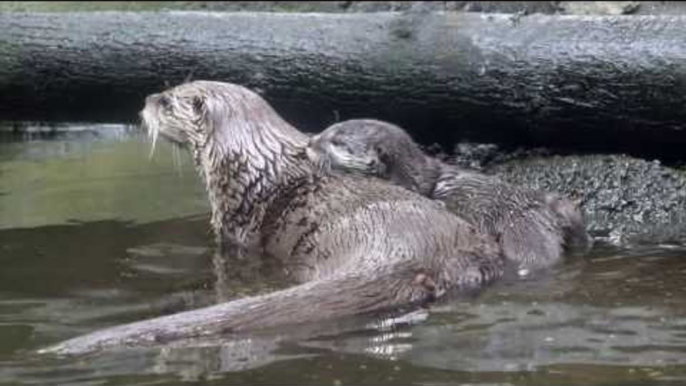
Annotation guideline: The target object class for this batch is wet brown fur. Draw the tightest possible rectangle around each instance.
[41,82,505,355]
[308,119,591,272]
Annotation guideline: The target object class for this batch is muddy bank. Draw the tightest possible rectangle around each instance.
[445,144,686,245]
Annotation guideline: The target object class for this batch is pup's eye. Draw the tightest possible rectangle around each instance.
[331,138,349,150]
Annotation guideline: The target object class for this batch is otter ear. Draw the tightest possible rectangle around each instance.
[192,96,204,115]
[199,94,229,135]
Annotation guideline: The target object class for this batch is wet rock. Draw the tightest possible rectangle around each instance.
[497,157,686,244]
[447,142,553,171]
[450,144,686,245]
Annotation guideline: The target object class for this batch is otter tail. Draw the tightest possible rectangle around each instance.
[38,256,498,356]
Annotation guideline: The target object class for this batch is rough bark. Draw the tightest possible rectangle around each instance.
[2,11,686,159]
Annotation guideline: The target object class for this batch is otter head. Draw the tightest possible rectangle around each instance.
[141,81,309,167]
[140,81,311,243]
[307,119,440,196]
[306,119,404,177]
[140,83,208,151]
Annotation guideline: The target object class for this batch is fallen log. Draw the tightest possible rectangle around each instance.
[2,11,686,159]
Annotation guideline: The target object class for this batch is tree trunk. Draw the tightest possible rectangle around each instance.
[2,11,686,159]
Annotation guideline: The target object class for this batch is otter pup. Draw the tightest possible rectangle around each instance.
[41,82,504,355]
[307,119,590,273]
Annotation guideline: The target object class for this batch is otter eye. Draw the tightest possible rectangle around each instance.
[159,96,171,111]
[192,96,204,114]
[330,138,348,149]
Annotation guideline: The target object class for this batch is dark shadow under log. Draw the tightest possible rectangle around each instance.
[2,11,686,159]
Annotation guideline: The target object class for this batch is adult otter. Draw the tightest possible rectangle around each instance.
[41,81,503,355]
[307,119,590,273]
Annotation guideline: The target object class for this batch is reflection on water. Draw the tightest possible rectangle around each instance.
[1,124,686,385]
[0,124,208,230]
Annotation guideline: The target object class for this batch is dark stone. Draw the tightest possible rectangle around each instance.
[450,143,686,244]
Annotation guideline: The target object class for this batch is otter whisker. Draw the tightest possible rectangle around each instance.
[172,143,184,179]
[171,141,178,169]
[146,116,160,161]
[148,133,158,160]
[184,68,196,84]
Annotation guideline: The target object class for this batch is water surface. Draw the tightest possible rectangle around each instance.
[1,125,685,385]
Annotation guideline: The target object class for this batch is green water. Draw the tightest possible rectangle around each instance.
[1,126,686,385]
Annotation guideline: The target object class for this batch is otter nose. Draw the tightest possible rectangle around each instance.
[146,93,162,105]
[146,94,172,110]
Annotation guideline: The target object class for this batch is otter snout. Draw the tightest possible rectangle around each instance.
[145,93,163,106]
[306,133,335,174]
[307,133,321,148]
[145,93,173,110]
[306,134,322,160]
[305,146,320,165]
